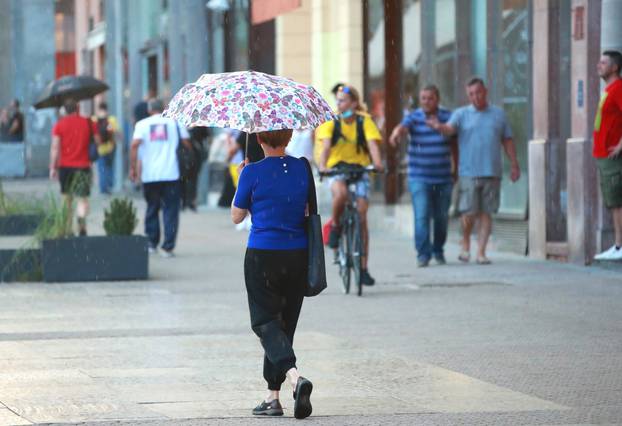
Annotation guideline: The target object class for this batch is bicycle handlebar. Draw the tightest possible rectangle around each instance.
[319,165,383,179]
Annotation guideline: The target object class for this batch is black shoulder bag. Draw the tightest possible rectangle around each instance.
[87,118,99,162]
[301,157,327,297]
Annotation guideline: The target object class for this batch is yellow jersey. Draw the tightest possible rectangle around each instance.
[315,113,382,168]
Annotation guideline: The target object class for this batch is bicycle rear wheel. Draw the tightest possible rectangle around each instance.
[338,217,351,294]
[350,212,363,296]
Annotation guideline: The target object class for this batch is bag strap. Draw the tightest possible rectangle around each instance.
[301,157,318,215]
[330,119,341,147]
[86,117,93,142]
[175,122,182,146]
[356,115,370,156]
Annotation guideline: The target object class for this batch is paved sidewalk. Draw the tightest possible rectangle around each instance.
[0,180,621,425]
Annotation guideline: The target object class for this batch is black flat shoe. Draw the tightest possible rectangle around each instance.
[293,377,313,419]
[252,399,283,416]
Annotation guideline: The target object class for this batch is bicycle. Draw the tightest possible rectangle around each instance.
[320,163,378,296]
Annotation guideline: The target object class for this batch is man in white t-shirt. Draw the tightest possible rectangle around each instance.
[130,99,191,257]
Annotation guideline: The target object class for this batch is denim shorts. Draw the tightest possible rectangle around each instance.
[328,174,370,199]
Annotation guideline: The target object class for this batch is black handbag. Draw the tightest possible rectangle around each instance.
[301,158,327,297]
[86,118,99,162]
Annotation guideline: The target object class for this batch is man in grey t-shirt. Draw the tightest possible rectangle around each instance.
[427,78,520,264]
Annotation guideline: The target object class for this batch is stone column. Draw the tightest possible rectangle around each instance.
[566,0,601,264]
[528,0,569,259]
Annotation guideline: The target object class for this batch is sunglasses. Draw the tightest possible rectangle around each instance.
[339,86,351,95]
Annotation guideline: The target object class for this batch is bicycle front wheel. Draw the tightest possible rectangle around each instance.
[350,212,363,296]
[338,217,351,294]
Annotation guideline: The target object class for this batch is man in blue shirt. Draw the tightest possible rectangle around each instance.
[427,78,520,265]
[389,85,458,267]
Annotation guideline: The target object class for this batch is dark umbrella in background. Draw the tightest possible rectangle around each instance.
[33,75,109,109]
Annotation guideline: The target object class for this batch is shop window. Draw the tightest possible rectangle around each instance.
[498,0,530,216]
[433,0,456,108]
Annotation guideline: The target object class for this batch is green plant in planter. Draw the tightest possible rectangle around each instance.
[34,194,73,240]
[104,198,138,236]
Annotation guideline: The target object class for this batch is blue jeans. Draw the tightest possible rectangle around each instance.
[143,180,181,251]
[408,180,453,261]
[97,155,114,194]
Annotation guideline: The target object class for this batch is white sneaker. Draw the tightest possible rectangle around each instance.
[160,250,175,258]
[148,246,158,255]
[594,245,622,261]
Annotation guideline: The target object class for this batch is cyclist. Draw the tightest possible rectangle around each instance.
[317,84,383,286]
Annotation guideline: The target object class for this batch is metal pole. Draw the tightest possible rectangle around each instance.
[110,0,124,192]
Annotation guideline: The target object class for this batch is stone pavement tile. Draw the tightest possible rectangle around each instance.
[141,401,253,420]
[0,387,162,424]
[0,408,32,425]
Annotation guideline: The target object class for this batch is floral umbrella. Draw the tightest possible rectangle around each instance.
[162,70,336,133]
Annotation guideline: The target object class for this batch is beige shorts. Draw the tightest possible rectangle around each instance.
[458,177,501,215]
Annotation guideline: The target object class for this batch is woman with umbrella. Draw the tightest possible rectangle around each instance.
[232,129,313,418]
[164,71,334,419]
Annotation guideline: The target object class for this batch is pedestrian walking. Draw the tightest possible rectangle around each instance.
[49,98,101,236]
[231,129,314,419]
[427,77,520,264]
[129,99,191,258]
[5,99,24,142]
[133,88,155,124]
[389,84,458,267]
[93,102,118,194]
[181,126,208,211]
[593,50,622,261]
[218,129,242,207]
[0,107,9,141]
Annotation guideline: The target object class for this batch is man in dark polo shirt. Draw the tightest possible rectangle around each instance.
[593,50,622,261]
[49,99,101,236]
[389,84,457,267]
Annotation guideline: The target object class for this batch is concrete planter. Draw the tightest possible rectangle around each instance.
[0,214,43,235]
[42,235,149,283]
[0,142,26,177]
[0,248,42,282]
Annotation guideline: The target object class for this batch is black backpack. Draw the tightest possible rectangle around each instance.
[96,117,110,143]
[331,115,370,156]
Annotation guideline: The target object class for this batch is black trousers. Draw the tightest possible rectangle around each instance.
[244,248,307,391]
[181,167,199,209]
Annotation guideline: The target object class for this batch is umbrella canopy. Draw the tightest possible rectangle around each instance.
[162,70,336,133]
[33,75,109,109]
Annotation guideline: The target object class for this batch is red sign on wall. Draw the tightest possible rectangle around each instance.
[573,6,585,41]
[251,0,301,25]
